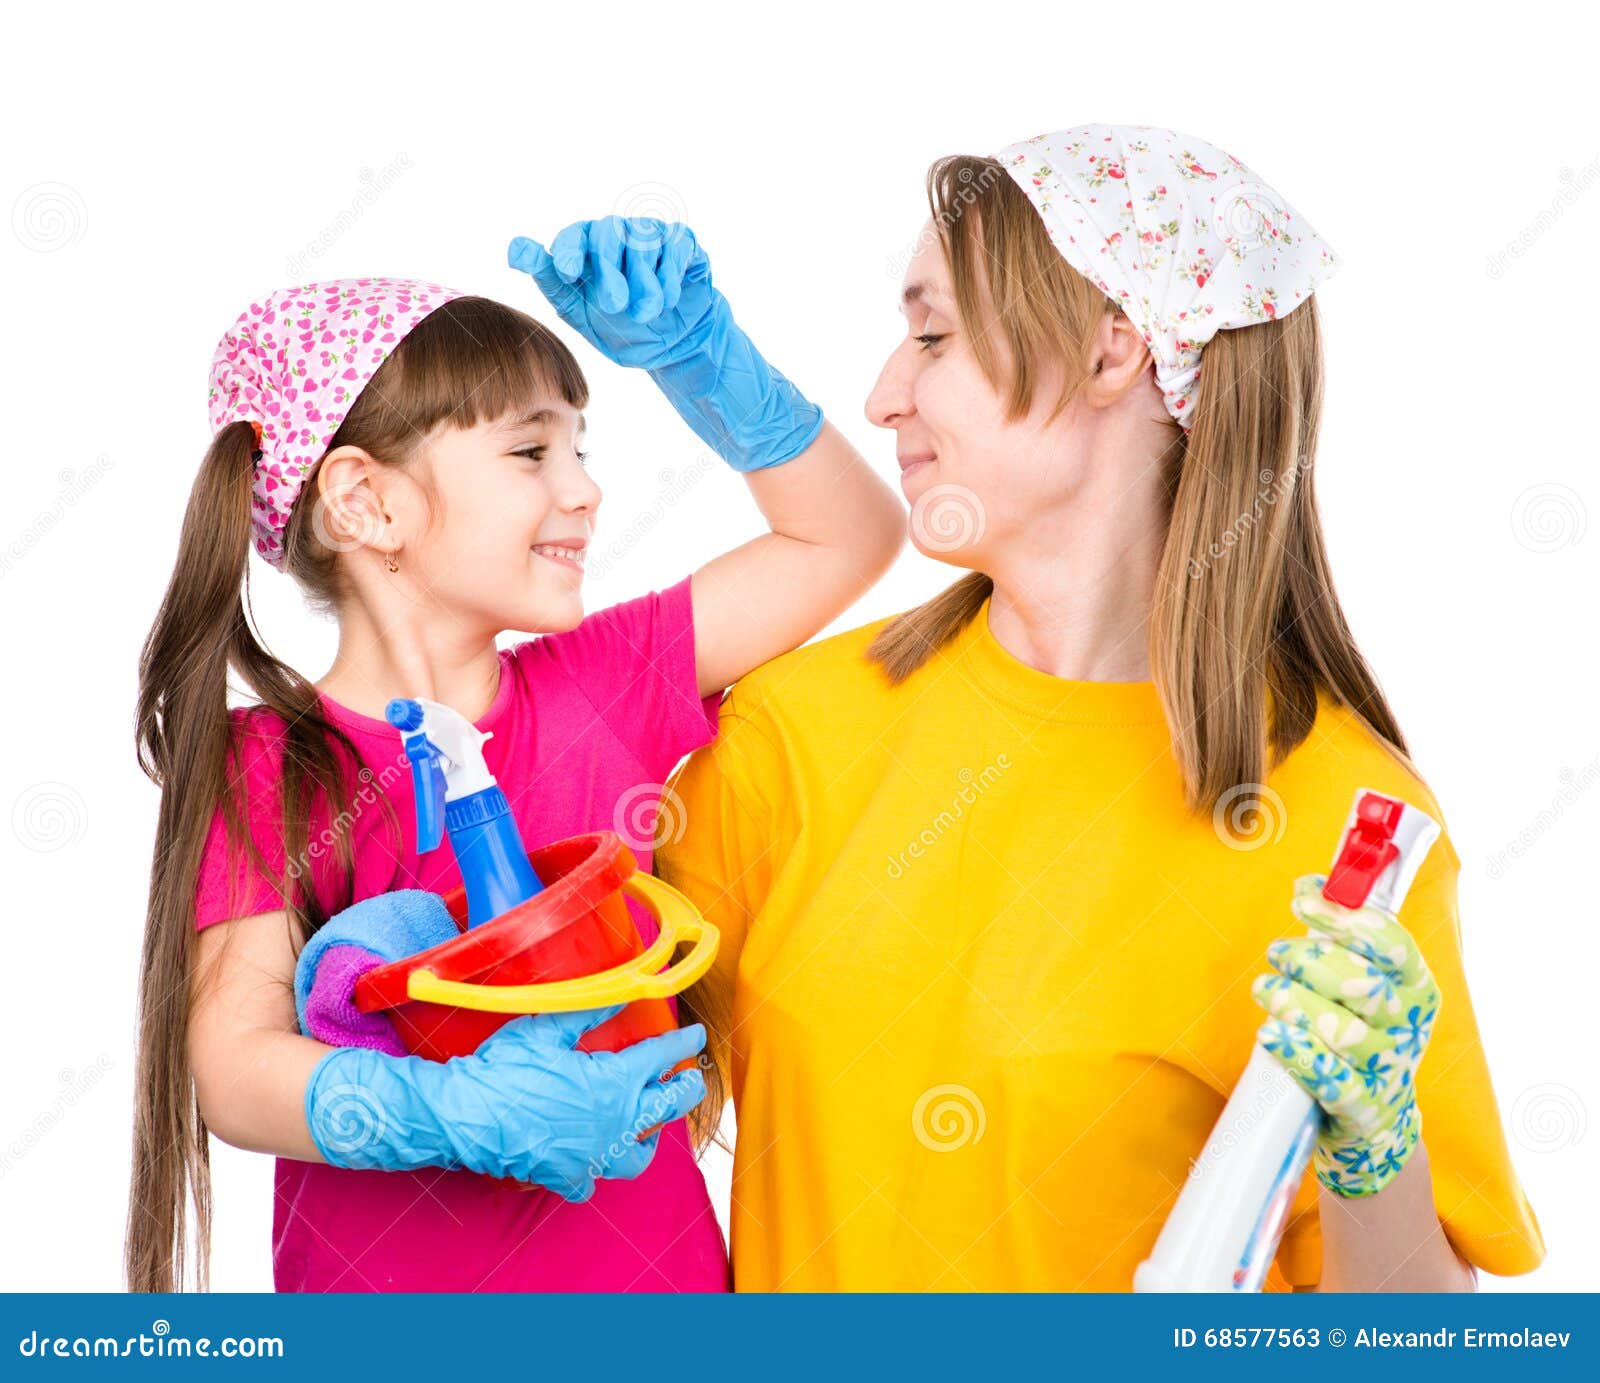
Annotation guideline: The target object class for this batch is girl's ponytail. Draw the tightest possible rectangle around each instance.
[127,420,254,1293]
[127,423,366,1292]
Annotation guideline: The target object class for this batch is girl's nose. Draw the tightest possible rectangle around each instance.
[555,454,602,515]
[866,340,916,430]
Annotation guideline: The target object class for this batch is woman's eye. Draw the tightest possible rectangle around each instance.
[576,450,591,468]
[914,333,948,352]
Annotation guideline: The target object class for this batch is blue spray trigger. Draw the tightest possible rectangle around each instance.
[385,694,544,925]
[386,698,447,853]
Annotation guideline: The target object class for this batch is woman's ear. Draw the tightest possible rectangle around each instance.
[1084,309,1155,410]
[312,445,399,555]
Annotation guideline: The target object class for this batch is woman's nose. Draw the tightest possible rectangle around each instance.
[866,340,915,430]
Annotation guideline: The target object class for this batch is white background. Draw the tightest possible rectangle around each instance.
[2,0,1594,1292]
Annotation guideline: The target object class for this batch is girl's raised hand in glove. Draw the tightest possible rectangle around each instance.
[508,216,822,472]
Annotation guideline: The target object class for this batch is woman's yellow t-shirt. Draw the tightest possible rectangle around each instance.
[656,598,1545,1291]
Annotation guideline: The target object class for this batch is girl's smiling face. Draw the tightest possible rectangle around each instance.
[384,396,602,636]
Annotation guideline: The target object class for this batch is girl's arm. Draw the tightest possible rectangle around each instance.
[191,897,710,1195]
[691,419,904,696]
[1308,1139,1477,1291]
[189,911,330,1162]
[508,219,907,695]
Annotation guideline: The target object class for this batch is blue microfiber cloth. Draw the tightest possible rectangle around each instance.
[293,889,461,1038]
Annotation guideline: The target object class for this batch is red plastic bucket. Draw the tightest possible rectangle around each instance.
[353,830,717,1168]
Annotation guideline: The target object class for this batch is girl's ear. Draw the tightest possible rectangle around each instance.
[312,445,399,555]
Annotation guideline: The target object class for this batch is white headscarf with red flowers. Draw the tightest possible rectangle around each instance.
[994,124,1340,428]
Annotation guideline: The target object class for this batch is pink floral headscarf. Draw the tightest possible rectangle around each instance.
[994,125,1340,428]
[207,277,464,569]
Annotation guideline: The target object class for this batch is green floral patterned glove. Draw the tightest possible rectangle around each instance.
[1251,874,1442,1198]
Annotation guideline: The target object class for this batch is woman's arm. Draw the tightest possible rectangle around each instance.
[189,911,330,1162]
[691,420,904,696]
[1309,1138,1477,1291]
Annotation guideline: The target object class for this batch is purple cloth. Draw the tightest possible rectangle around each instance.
[305,944,407,1056]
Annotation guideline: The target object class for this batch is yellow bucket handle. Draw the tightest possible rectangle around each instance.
[403,873,720,1014]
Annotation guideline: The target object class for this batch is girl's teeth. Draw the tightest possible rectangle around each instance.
[534,544,583,565]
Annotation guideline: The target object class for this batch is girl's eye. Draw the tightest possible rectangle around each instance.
[515,445,589,467]
[914,333,948,352]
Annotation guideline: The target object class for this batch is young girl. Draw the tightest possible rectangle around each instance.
[127,220,905,1292]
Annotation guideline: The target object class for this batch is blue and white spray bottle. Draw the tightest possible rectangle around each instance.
[385,697,544,928]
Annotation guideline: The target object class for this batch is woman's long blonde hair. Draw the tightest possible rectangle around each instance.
[867,154,1409,811]
[127,297,606,1292]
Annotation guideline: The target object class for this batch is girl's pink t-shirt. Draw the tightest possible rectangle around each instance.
[193,575,731,1292]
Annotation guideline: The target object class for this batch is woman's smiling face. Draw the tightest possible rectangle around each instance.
[388,397,602,635]
[865,223,1086,568]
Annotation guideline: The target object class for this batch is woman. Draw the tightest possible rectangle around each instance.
[653,126,1546,1292]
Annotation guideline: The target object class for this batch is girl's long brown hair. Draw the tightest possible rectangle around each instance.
[867,155,1410,809]
[128,296,591,1292]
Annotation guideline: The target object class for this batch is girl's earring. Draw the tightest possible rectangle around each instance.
[385,552,400,574]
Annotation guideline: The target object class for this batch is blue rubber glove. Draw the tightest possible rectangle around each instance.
[507,216,824,472]
[304,1006,708,1201]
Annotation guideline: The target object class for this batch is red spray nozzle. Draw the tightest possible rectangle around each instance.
[1323,791,1405,909]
